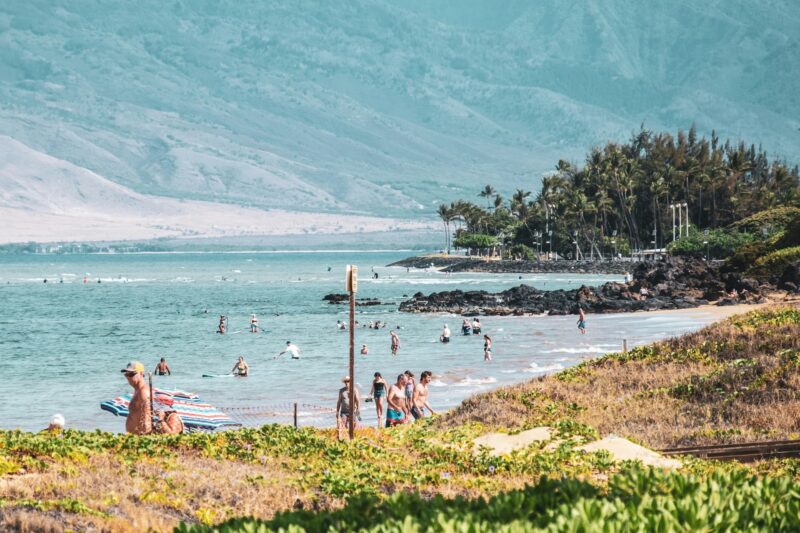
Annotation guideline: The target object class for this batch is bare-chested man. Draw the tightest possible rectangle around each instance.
[390,330,400,357]
[154,357,171,376]
[385,374,408,427]
[411,370,437,421]
[121,361,152,435]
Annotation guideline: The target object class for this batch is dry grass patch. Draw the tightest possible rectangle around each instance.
[439,305,800,449]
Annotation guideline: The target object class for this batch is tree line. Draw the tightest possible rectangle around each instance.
[438,126,800,259]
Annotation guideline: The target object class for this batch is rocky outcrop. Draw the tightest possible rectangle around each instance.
[323,294,383,306]
[388,256,632,274]
[399,257,770,316]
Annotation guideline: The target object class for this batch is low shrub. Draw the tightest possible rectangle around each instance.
[177,467,800,532]
[729,206,800,234]
[746,246,800,279]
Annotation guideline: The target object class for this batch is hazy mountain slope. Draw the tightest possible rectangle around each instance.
[0,0,798,232]
[0,136,430,243]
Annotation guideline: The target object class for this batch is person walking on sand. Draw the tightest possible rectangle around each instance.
[369,372,388,427]
[440,324,451,343]
[360,344,368,356]
[231,356,249,376]
[336,376,361,440]
[276,341,301,360]
[250,314,259,333]
[386,374,408,427]
[121,361,152,435]
[390,330,400,357]
[483,334,493,362]
[403,370,416,411]
[154,357,171,376]
[577,307,586,334]
[412,370,437,421]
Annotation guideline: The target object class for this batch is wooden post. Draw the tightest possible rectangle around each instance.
[293,402,298,429]
[148,372,155,433]
[346,265,358,440]
[623,339,628,353]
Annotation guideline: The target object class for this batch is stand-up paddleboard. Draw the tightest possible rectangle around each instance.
[202,373,237,378]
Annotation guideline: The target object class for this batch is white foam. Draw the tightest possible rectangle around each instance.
[454,376,497,387]
[524,362,564,374]
[543,345,611,354]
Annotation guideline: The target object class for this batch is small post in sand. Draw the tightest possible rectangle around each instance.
[623,339,628,353]
[293,402,298,429]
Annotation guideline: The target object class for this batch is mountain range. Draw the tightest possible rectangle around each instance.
[1,0,798,243]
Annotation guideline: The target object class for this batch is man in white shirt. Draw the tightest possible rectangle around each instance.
[276,341,301,359]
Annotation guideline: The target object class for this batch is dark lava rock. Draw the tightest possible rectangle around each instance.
[398,256,738,316]
[323,293,384,306]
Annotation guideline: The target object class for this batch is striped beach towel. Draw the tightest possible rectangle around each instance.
[100,388,241,431]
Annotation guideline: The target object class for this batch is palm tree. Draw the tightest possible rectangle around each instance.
[436,204,452,254]
[478,185,496,209]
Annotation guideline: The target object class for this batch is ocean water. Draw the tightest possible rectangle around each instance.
[0,251,721,432]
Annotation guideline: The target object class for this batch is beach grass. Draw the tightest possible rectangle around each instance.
[438,304,800,448]
[2,305,800,531]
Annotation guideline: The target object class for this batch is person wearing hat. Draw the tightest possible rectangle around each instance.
[44,413,65,433]
[335,375,361,440]
[121,361,152,435]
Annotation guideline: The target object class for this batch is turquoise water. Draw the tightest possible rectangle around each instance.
[0,251,719,432]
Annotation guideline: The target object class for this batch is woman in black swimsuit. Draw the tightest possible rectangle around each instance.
[369,372,388,427]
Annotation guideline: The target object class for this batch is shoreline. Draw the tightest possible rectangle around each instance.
[3,301,780,434]
[388,254,635,274]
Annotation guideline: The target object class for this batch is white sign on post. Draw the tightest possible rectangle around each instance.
[346,265,358,293]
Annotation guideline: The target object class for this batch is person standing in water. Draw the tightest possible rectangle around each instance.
[360,344,368,356]
[471,318,482,335]
[250,314,259,333]
[577,307,586,334]
[218,315,227,334]
[121,361,151,435]
[154,357,171,376]
[461,319,472,336]
[231,356,249,376]
[390,330,400,357]
[412,370,437,421]
[440,324,451,343]
[369,372,388,427]
[483,334,493,362]
[276,341,301,359]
